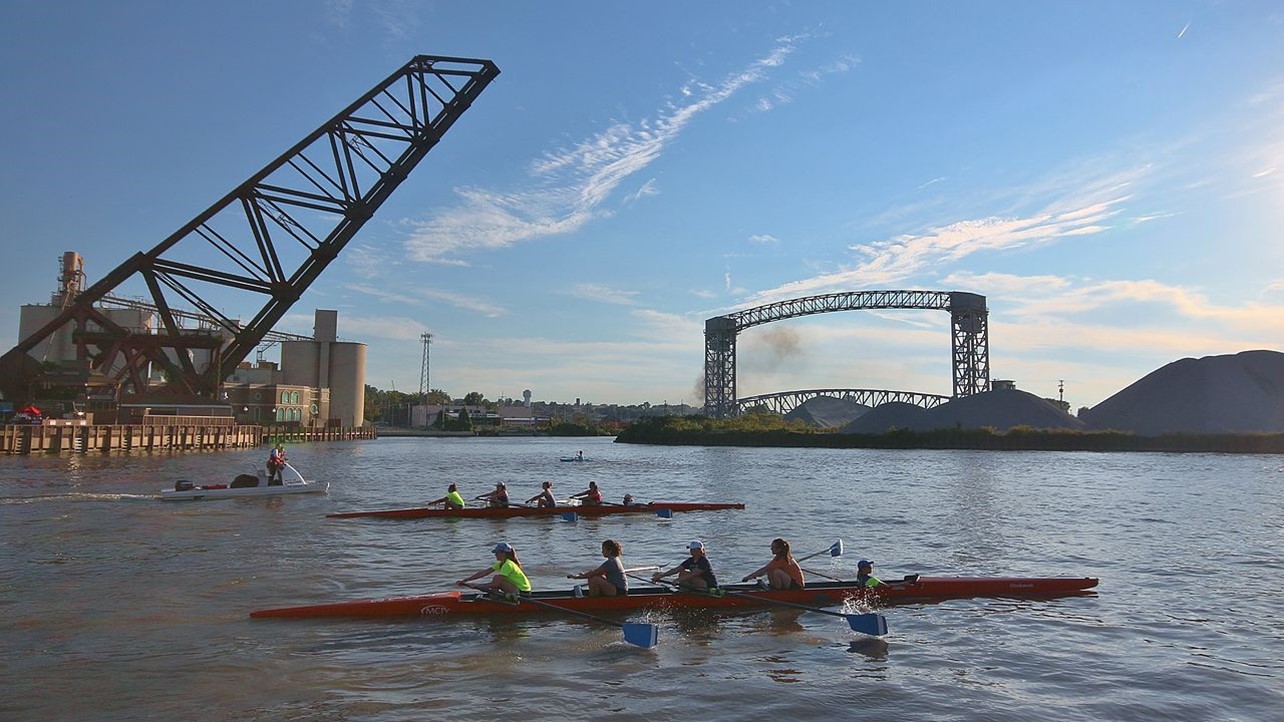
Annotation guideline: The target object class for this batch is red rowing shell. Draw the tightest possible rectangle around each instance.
[250,576,1099,619]
[325,501,746,520]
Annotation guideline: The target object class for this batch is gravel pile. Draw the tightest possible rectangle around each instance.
[1081,349,1284,435]
[842,390,1083,433]
[783,395,870,428]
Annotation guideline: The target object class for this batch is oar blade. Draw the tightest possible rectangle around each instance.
[622,622,659,649]
[847,612,888,636]
[655,508,673,519]
[560,511,578,522]
[830,539,844,557]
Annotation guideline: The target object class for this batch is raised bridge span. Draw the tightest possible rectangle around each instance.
[704,290,990,418]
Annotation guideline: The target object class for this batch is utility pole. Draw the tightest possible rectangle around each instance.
[419,333,433,401]
[1058,379,1064,403]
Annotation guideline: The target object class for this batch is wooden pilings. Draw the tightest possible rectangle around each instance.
[0,423,374,454]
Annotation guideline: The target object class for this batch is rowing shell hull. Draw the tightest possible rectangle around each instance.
[159,481,329,501]
[325,501,745,520]
[250,576,1099,619]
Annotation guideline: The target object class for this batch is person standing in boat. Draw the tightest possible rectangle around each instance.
[266,443,287,485]
[428,483,466,510]
[741,538,806,590]
[653,540,718,591]
[526,481,556,508]
[475,482,510,508]
[570,480,603,506]
[576,450,583,461]
[457,542,531,598]
[567,539,628,597]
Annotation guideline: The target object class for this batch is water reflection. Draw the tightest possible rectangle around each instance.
[846,636,889,660]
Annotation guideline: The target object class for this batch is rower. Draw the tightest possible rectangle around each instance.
[567,539,628,598]
[653,540,717,591]
[457,542,531,600]
[526,481,556,508]
[428,483,466,510]
[570,481,603,506]
[741,538,806,590]
[475,482,509,508]
[622,493,641,507]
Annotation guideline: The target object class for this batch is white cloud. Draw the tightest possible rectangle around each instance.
[566,283,640,306]
[343,283,506,317]
[402,39,803,263]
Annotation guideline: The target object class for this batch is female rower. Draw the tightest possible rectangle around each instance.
[428,483,466,510]
[653,540,717,591]
[457,542,531,598]
[475,482,510,508]
[741,538,805,590]
[570,480,603,506]
[526,481,556,508]
[567,539,628,597]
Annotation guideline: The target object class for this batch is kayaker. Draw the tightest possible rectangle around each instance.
[653,540,717,591]
[741,538,806,590]
[428,483,466,510]
[857,560,883,588]
[567,539,628,597]
[570,481,603,506]
[526,481,556,508]
[456,542,531,599]
[475,482,510,508]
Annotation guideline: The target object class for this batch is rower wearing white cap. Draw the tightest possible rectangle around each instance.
[456,542,531,598]
[652,540,718,591]
[475,482,510,508]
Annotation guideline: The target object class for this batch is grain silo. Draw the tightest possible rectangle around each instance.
[281,310,366,427]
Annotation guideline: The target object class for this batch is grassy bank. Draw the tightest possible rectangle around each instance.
[614,415,1284,454]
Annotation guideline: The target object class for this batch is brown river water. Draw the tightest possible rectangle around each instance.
[3,437,1281,720]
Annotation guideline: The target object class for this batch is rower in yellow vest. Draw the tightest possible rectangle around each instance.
[428,483,466,510]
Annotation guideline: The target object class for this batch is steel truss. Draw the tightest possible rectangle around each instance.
[703,290,990,418]
[1,55,499,403]
[737,389,950,416]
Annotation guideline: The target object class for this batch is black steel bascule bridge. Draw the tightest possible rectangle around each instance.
[704,290,991,418]
[0,55,499,404]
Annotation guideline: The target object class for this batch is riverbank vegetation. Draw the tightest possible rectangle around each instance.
[615,414,1284,453]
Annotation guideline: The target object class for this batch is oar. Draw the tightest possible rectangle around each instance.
[801,566,844,582]
[627,572,887,637]
[464,583,657,648]
[795,540,844,563]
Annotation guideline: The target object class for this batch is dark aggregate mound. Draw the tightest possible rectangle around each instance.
[784,395,870,428]
[1081,349,1284,435]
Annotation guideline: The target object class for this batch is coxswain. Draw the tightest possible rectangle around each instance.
[856,559,883,588]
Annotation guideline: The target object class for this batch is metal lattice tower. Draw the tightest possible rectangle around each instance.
[703,290,990,418]
[0,55,499,405]
[419,332,433,400]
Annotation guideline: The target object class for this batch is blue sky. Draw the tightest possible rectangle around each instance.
[2,1,1282,411]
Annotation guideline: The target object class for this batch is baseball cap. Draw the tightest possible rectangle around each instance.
[857,559,873,568]
[687,540,704,550]
[492,542,514,554]
[496,482,506,488]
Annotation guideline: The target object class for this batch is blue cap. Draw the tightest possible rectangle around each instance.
[857,559,873,568]
[492,542,513,554]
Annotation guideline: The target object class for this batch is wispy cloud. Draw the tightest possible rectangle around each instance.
[1177,21,1190,39]
[402,39,804,264]
[743,164,1146,305]
[748,233,778,244]
[343,283,506,317]
[565,283,640,306]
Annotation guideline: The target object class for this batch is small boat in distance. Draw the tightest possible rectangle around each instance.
[560,451,586,462]
[250,575,1100,620]
[159,463,328,501]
